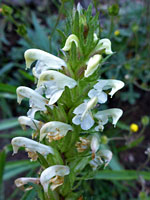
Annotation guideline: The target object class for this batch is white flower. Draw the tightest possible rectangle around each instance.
[90,149,112,170]
[37,70,77,105]
[16,86,48,118]
[18,116,43,131]
[15,177,40,190]
[40,165,70,193]
[94,38,113,55]
[62,34,79,51]
[24,49,66,73]
[84,54,102,78]
[88,79,125,104]
[72,97,98,130]
[11,137,54,161]
[94,108,123,131]
[40,121,73,142]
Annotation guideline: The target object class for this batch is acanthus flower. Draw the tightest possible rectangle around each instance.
[15,177,40,190]
[88,79,125,104]
[37,70,77,105]
[11,137,54,161]
[94,108,123,131]
[72,97,98,130]
[18,116,43,131]
[16,86,48,118]
[40,121,73,142]
[40,165,70,193]
[90,149,112,170]
[24,49,67,78]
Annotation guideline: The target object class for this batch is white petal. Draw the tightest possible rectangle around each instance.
[48,89,64,105]
[88,89,98,99]
[11,137,54,155]
[95,38,113,55]
[18,116,43,130]
[40,121,73,141]
[62,34,79,51]
[98,149,113,166]
[73,103,87,114]
[84,54,102,77]
[94,108,123,127]
[81,97,98,119]
[27,108,39,119]
[88,89,107,104]
[24,49,66,70]
[81,113,94,130]
[37,70,77,90]
[95,79,125,98]
[40,165,70,193]
[90,133,100,153]
[16,86,47,110]
[15,177,40,188]
[72,115,81,125]
[97,91,108,104]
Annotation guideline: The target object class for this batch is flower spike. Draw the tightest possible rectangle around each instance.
[40,165,70,193]
[40,121,73,142]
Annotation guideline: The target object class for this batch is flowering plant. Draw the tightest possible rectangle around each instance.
[11,4,124,200]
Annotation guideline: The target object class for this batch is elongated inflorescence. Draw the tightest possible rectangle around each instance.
[11,4,125,199]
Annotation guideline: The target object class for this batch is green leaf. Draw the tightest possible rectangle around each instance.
[20,189,36,200]
[4,160,39,180]
[0,93,17,99]
[37,152,49,168]
[0,118,19,131]
[0,150,6,200]
[0,150,6,185]
[0,83,17,93]
[19,70,34,82]
[116,121,130,131]
[92,170,150,181]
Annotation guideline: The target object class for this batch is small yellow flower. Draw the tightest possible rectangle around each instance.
[114,30,120,36]
[130,123,139,132]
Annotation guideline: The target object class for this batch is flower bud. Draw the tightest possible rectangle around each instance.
[62,34,79,51]
[84,55,102,78]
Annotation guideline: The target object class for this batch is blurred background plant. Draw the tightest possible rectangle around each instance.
[0,0,150,199]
